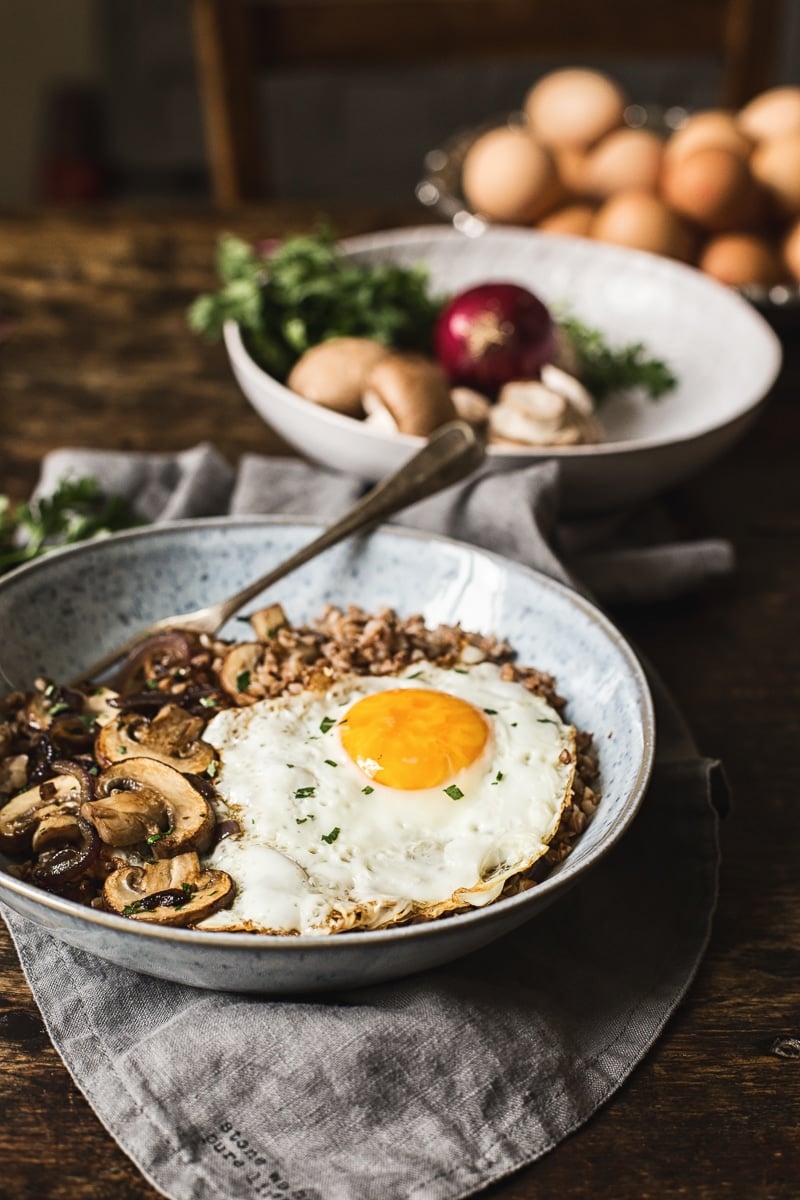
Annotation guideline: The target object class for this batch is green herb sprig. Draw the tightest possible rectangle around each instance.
[557,313,677,402]
[188,229,445,381]
[0,477,144,576]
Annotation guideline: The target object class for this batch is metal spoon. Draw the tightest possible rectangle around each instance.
[74,420,485,683]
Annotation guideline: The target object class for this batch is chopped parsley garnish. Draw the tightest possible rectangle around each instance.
[362,785,374,795]
[320,716,336,734]
[144,679,160,691]
[286,763,295,768]
[537,718,558,725]
[118,745,128,755]
[199,696,218,709]
[407,670,423,679]
[324,759,337,767]
[48,701,71,716]
[483,708,498,715]
[444,784,464,801]
[295,814,314,824]
[294,786,316,799]
[321,827,341,844]
[491,771,504,785]
[453,667,468,674]
[44,684,55,697]
[236,670,252,692]
[146,826,174,846]
[206,761,219,778]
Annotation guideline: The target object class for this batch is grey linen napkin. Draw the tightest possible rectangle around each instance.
[2,443,727,1200]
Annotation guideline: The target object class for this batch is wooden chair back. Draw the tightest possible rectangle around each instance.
[190,0,782,207]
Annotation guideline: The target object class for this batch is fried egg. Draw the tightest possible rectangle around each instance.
[199,661,576,934]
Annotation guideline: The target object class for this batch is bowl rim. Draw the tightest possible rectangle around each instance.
[224,224,783,461]
[0,514,656,951]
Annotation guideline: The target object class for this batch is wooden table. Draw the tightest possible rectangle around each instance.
[1,210,798,1200]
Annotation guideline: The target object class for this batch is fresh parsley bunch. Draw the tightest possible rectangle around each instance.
[558,313,677,402]
[0,477,144,575]
[188,229,445,381]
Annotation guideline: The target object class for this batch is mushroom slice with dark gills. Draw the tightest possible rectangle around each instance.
[0,764,90,858]
[83,757,216,857]
[103,852,234,926]
[95,703,217,774]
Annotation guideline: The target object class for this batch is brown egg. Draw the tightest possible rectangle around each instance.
[783,218,800,281]
[699,233,784,288]
[524,68,627,150]
[591,191,694,260]
[661,146,761,231]
[750,134,800,216]
[555,147,591,195]
[582,127,664,197]
[664,110,752,163]
[462,126,561,223]
[738,86,800,142]
[537,204,595,237]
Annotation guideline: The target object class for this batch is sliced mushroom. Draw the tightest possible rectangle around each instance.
[95,703,217,773]
[450,386,492,427]
[540,364,595,416]
[249,602,287,643]
[84,757,216,857]
[103,851,235,926]
[0,753,28,799]
[489,377,603,446]
[217,642,264,705]
[82,685,120,728]
[287,337,390,417]
[363,353,457,436]
[0,773,84,857]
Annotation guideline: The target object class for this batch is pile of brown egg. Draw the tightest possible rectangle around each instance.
[461,68,800,291]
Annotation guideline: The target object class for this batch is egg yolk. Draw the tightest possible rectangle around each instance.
[339,687,490,790]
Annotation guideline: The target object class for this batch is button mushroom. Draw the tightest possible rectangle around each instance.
[287,337,390,417]
[362,353,458,436]
[103,851,235,926]
[84,757,217,857]
[95,703,217,774]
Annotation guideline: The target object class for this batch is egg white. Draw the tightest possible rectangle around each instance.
[198,661,576,934]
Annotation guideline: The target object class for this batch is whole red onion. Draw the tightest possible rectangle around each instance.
[434,282,556,395]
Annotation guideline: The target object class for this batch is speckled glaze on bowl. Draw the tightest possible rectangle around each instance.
[224,226,782,513]
[0,518,655,994]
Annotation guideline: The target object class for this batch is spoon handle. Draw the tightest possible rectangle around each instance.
[71,421,484,683]
[211,420,484,626]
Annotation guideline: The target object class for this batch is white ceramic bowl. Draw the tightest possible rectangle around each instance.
[0,518,653,993]
[224,226,782,513]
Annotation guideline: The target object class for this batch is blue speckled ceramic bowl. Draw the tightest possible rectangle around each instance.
[0,519,655,993]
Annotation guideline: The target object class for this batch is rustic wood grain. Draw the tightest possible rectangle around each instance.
[1,209,799,1200]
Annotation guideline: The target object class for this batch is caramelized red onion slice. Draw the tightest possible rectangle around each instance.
[30,814,101,892]
[112,630,196,694]
[51,758,96,805]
